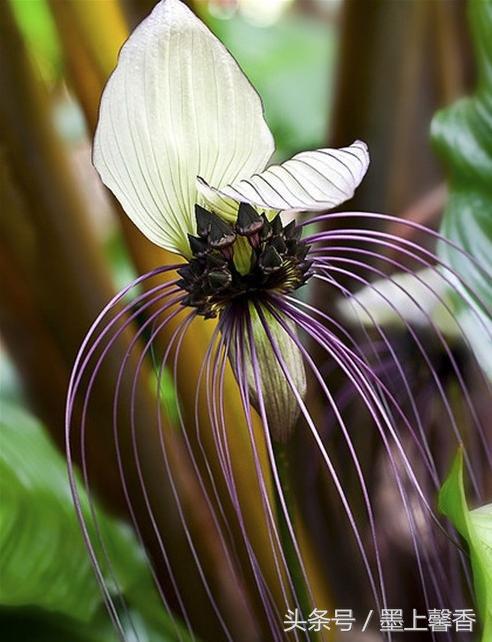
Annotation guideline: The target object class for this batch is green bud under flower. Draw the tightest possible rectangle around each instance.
[229,303,307,443]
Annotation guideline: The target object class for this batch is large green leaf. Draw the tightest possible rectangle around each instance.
[431,0,492,377]
[439,450,492,642]
[0,401,191,641]
[0,403,97,620]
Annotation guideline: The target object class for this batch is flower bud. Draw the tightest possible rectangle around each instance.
[228,304,306,442]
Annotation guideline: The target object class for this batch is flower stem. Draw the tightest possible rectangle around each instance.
[273,440,317,639]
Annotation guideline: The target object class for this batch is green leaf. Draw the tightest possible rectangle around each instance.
[431,0,492,377]
[0,401,192,641]
[0,403,98,621]
[439,450,492,641]
[1,605,117,642]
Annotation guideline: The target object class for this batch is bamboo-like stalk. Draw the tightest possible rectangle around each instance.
[330,0,469,215]
[0,3,259,639]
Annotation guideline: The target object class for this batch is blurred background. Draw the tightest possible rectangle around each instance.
[0,1,485,641]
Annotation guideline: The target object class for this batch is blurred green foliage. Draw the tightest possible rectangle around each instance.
[10,0,62,84]
[431,0,492,378]
[206,11,334,160]
[440,451,492,642]
[434,6,492,632]
[0,402,192,641]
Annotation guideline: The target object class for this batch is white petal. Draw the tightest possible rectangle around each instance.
[198,140,369,217]
[196,176,279,224]
[93,0,274,255]
[196,176,239,223]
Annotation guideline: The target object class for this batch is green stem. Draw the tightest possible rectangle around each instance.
[273,440,318,640]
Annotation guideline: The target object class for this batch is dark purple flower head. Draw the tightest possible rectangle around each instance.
[177,205,312,320]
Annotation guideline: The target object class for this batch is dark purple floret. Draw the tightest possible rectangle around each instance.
[177,204,313,318]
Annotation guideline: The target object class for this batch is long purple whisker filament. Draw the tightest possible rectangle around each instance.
[312,259,482,486]
[305,213,491,485]
[214,333,309,636]
[306,224,492,464]
[201,328,234,491]
[74,286,240,641]
[213,322,289,642]
[304,211,492,296]
[128,310,236,642]
[310,255,448,459]
[275,293,464,557]
[68,268,245,640]
[306,224,492,333]
[193,318,278,629]
[224,318,297,611]
[312,244,492,409]
[186,320,282,636]
[283,293,445,495]
[201,321,281,633]
[172,310,283,639]
[268,294,461,620]
[311,254,490,489]
[81,296,191,640]
[284,272,476,606]
[155,311,251,593]
[308,235,492,386]
[287,285,441,487]
[250,302,388,626]
[65,206,491,642]
[127,288,292,640]
[68,275,181,411]
[271,298,449,628]
[166,321,252,598]
[319,255,490,476]
[121,304,194,639]
[239,311,316,635]
[259,300,389,611]
[65,267,183,639]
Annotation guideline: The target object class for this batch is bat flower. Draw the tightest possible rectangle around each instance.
[66,1,491,640]
[92,0,370,442]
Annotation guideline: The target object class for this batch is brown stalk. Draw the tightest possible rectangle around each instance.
[330,0,453,215]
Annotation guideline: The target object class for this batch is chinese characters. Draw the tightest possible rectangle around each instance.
[283,608,476,634]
